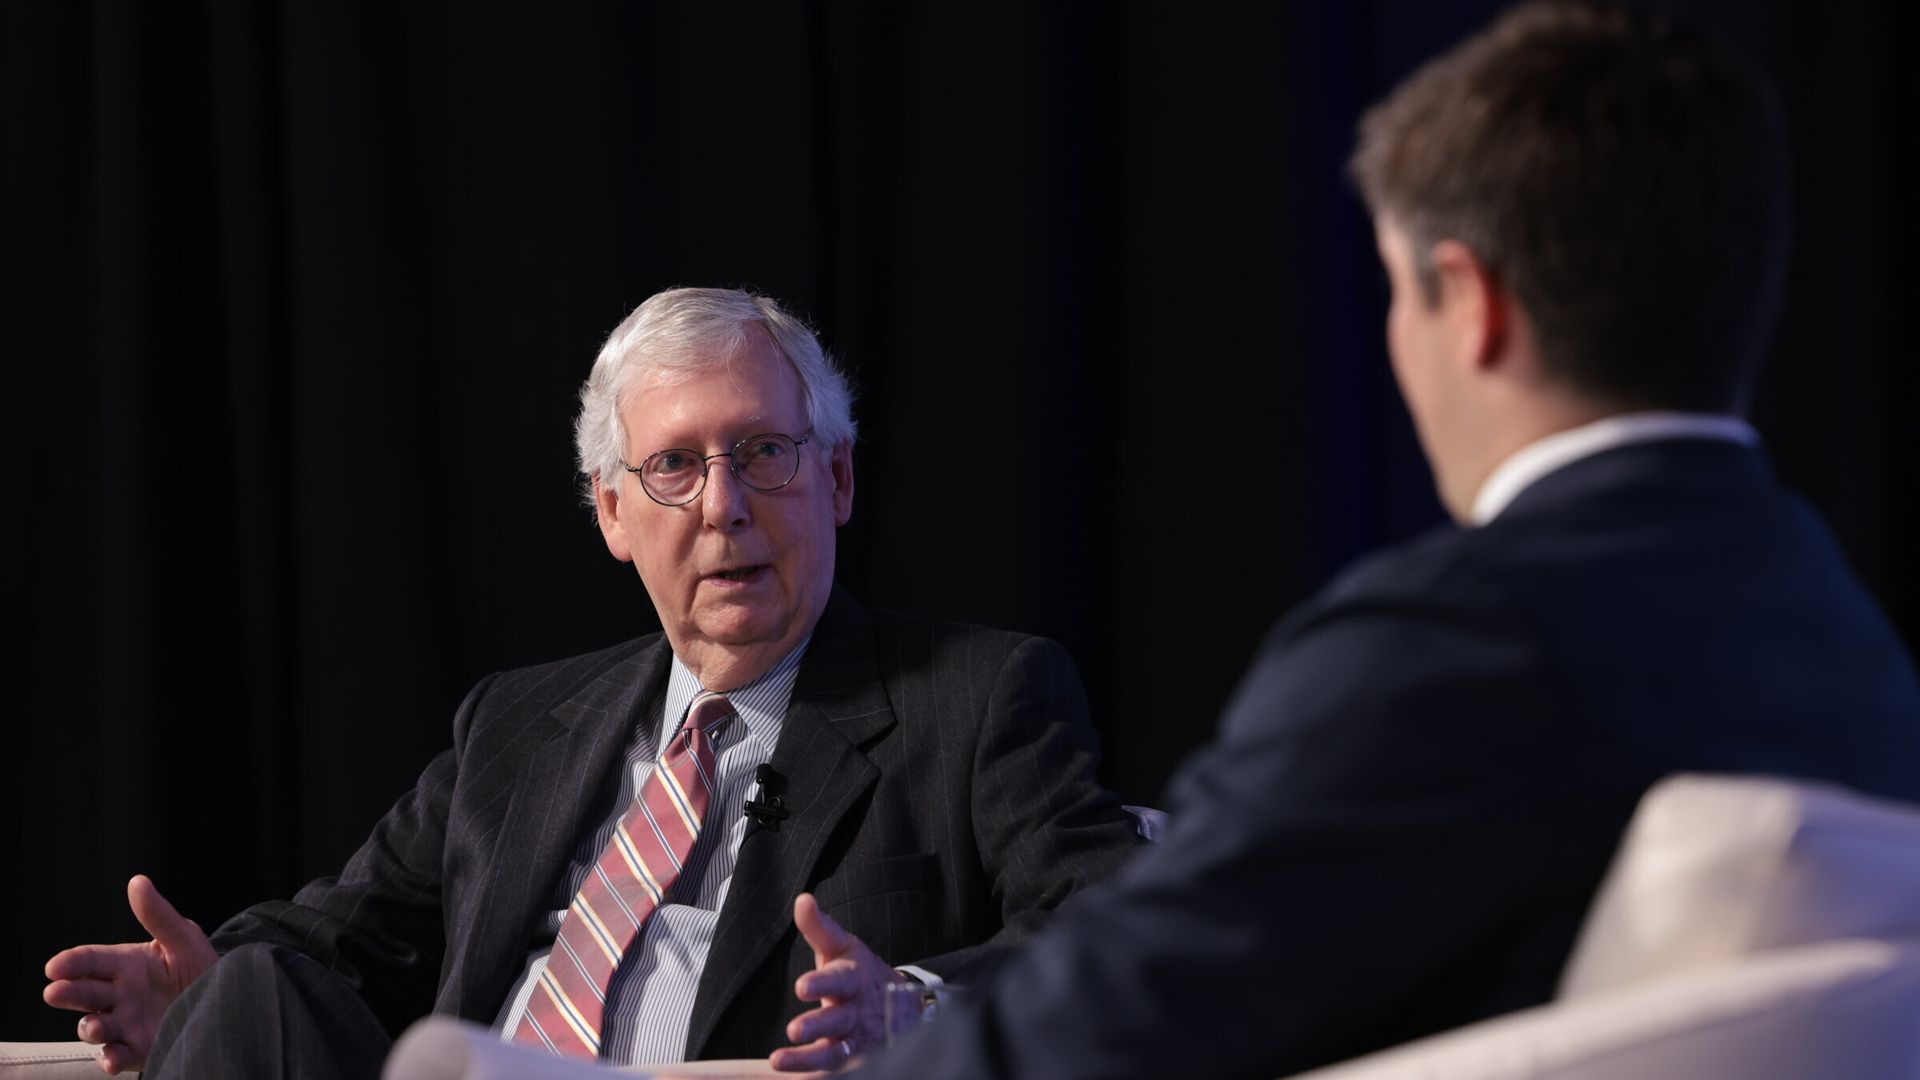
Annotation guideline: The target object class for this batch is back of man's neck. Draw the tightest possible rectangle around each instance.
[1443,395,1618,521]
[1465,410,1758,525]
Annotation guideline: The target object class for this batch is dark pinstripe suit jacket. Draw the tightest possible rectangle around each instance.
[212,587,1144,1059]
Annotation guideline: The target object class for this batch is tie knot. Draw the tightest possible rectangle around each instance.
[684,691,734,736]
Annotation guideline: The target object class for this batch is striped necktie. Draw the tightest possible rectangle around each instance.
[513,690,733,1059]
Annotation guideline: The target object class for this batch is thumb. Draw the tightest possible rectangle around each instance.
[128,875,205,954]
[793,892,853,966]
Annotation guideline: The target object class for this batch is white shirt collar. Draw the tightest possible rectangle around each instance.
[1469,411,1759,526]
[659,637,811,760]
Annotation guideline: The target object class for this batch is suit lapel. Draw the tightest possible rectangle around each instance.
[449,638,670,1021]
[683,590,897,1056]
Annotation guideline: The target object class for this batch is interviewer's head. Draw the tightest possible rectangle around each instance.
[1349,1,1790,516]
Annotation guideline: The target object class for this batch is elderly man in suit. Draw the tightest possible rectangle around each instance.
[847,4,1920,1079]
[44,287,1144,1077]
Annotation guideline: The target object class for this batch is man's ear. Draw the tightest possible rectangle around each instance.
[593,473,635,563]
[828,441,855,527]
[1430,238,1510,372]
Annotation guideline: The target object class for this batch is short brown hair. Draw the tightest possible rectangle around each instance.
[1350,1,1789,413]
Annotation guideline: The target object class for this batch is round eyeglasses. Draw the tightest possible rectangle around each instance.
[621,430,813,507]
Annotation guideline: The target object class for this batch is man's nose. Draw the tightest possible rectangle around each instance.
[701,460,753,529]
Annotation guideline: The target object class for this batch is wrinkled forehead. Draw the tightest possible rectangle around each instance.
[618,332,810,448]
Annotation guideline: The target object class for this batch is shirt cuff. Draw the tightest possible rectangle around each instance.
[892,963,944,990]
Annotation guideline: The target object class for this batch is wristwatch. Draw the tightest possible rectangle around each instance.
[890,968,944,1023]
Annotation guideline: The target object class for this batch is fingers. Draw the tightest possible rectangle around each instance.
[46,944,139,982]
[97,1043,142,1076]
[75,1012,130,1047]
[768,1036,853,1073]
[77,1019,149,1076]
[785,1001,855,1045]
[128,875,202,955]
[73,1019,139,1077]
[45,978,122,1013]
[795,963,863,1003]
[47,945,107,980]
[793,893,854,966]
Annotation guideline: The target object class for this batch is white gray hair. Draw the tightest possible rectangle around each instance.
[574,287,857,502]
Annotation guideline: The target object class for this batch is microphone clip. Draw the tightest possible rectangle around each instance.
[744,763,790,831]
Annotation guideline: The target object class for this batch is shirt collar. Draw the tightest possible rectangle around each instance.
[1470,411,1760,526]
[660,637,811,761]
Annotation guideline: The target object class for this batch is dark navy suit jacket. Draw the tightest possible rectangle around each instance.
[854,438,1920,1080]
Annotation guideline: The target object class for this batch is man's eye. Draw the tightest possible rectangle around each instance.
[745,439,786,461]
[651,452,694,474]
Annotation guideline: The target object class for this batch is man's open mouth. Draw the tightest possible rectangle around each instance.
[710,565,767,582]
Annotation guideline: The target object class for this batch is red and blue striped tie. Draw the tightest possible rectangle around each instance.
[512,691,732,1059]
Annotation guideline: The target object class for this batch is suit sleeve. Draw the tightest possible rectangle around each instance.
[850,593,1618,1080]
[206,674,494,1037]
[909,635,1146,982]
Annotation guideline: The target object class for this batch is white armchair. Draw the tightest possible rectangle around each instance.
[1291,774,1920,1079]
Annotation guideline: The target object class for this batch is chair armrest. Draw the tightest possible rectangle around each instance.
[1285,938,1920,1080]
[0,1042,105,1080]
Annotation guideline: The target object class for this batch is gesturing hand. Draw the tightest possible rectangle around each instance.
[43,875,219,1075]
[769,892,893,1073]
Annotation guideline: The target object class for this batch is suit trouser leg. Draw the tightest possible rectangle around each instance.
[146,941,394,1080]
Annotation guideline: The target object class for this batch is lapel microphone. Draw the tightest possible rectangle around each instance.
[744,763,790,830]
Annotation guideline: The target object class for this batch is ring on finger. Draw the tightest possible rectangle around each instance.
[838,1038,854,1061]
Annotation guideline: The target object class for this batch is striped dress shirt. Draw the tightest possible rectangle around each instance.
[494,639,807,1063]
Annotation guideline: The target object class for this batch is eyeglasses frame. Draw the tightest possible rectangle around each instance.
[619,430,815,507]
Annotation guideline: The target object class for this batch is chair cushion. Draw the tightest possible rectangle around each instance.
[0,1042,104,1080]
[1559,774,1920,998]
[1291,938,1920,1080]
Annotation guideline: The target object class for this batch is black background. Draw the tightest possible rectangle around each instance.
[5,0,1915,1039]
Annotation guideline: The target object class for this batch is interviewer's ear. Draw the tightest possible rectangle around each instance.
[593,473,634,563]
[1429,238,1510,372]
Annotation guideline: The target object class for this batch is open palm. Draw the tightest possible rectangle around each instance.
[43,875,219,1075]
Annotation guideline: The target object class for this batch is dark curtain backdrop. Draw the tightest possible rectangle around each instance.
[5,0,1915,1038]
